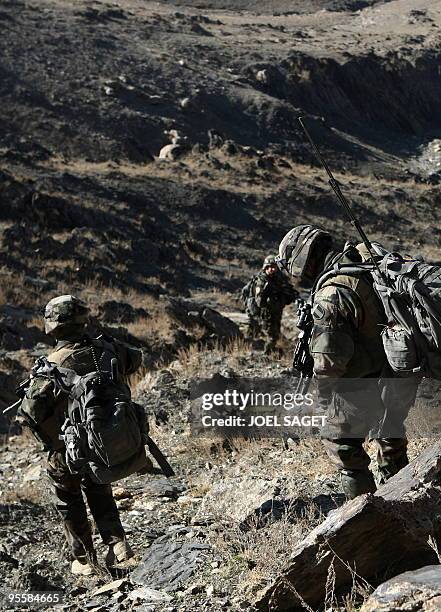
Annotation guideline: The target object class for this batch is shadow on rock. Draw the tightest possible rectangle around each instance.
[240,493,346,531]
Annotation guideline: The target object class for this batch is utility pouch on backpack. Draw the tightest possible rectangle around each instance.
[381,324,421,375]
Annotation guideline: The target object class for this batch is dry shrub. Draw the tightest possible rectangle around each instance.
[208,498,323,598]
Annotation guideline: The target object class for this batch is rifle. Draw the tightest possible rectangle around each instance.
[145,435,175,478]
[298,117,383,278]
[293,298,314,395]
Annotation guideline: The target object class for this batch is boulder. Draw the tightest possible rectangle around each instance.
[164,297,241,340]
[201,476,280,524]
[158,144,185,161]
[97,300,149,323]
[254,442,441,611]
[201,307,240,340]
[361,565,441,611]
[132,478,186,500]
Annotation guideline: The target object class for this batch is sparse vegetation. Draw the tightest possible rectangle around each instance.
[1,0,441,610]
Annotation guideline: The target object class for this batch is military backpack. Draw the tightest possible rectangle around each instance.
[314,245,441,378]
[30,357,149,484]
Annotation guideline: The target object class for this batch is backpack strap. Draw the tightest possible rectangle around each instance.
[33,358,80,395]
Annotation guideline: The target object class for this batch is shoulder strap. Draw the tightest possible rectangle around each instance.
[312,262,374,296]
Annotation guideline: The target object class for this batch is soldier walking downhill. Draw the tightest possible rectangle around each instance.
[277,225,418,498]
[18,295,142,575]
[241,255,298,353]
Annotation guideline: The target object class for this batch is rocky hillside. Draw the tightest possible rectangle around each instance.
[1,0,441,610]
[1,0,441,301]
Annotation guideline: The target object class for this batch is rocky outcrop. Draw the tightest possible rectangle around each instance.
[131,537,211,591]
[361,565,441,612]
[255,442,441,611]
[164,297,241,341]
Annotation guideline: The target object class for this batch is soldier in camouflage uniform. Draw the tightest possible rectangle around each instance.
[278,225,417,498]
[19,295,142,575]
[241,255,298,353]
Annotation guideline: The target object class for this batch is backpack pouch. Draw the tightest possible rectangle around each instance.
[382,325,421,375]
[64,424,90,473]
[91,401,142,468]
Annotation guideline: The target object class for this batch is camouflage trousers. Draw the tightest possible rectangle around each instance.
[322,373,420,483]
[47,450,125,560]
[247,308,282,351]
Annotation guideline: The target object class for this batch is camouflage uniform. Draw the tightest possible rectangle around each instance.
[278,226,417,498]
[19,296,142,571]
[242,256,298,353]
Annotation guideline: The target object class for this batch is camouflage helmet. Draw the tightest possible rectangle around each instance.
[262,255,277,270]
[277,224,332,281]
[44,295,89,335]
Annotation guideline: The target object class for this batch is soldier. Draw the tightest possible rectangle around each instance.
[19,295,142,576]
[241,255,298,353]
[277,225,417,498]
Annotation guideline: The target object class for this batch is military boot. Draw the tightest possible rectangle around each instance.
[377,453,409,485]
[376,441,409,485]
[71,557,96,576]
[341,469,376,499]
[105,540,137,570]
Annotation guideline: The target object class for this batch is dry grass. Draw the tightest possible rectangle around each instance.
[428,535,441,563]
[208,497,323,599]
[132,368,158,394]
[0,282,7,307]
[191,288,241,310]
[173,336,255,376]
[0,270,50,309]
[126,314,173,342]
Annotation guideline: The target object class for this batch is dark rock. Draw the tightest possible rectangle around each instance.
[136,478,186,499]
[131,538,211,591]
[23,276,52,289]
[164,297,240,340]
[361,565,441,611]
[255,442,441,611]
[201,307,240,339]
